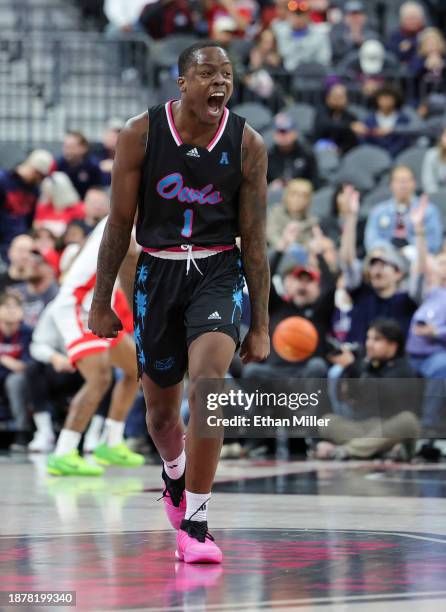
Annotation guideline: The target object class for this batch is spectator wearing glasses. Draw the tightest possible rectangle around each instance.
[339,186,418,345]
[267,113,319,188]
[274,0,332,71]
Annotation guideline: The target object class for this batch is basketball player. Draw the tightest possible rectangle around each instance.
[89,42,270,563]
[47,216,145,476]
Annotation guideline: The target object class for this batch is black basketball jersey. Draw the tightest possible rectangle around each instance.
[136,101,245,249]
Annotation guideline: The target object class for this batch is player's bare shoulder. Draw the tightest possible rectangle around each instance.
[115,111,149,168]
[241,123,268,180]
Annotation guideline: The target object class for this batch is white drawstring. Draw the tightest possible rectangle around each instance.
[181,244,203,276]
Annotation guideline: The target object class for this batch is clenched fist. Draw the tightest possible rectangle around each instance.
[88,304,123,338]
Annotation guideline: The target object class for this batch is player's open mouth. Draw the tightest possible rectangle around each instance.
[207,92,225,117]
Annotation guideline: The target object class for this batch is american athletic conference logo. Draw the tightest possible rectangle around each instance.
[154,357,175,371]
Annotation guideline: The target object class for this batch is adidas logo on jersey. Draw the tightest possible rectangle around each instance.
[186,147,200,158]
[208,311,222,320]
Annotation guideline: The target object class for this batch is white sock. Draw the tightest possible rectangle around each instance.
[185,491,211,522]
[162,449,186,480]
[102,418,125,447]
[33,412,54,437]
[85,415,105,443]
[55,429,81,456]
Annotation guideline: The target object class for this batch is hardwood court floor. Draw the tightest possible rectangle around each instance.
[1,454,446,611]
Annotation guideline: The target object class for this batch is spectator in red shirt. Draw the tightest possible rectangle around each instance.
[34,172,84,238]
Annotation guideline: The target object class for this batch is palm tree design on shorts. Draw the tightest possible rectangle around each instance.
[135,290,147,326]
[137,264,148,287]
[231,284,243,324]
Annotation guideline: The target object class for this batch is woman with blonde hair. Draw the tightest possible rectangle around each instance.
[411,27,446,96]
[267,178,318,248]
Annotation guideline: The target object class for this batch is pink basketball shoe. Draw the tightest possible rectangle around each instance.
[176,520,222,564]
[160,468,186,530]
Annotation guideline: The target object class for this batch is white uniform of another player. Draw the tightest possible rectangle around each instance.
[52,217,129,364]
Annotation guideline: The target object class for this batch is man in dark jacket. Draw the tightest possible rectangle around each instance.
[313,83,359,154]
[267,113,319,187]
[316,318,421,459]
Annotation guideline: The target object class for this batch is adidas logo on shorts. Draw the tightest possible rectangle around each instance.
[208,311,222,320]
[186,147,200,158]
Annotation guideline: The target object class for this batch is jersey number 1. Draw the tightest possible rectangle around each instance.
[181,209,193,238]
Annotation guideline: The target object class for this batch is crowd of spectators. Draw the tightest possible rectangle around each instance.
[0,0,445,462]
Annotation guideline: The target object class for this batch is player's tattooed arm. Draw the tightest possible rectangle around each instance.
[89,112,148,338]
[238,124,270,363]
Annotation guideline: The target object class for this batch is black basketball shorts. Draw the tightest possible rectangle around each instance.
[133,248,245,387]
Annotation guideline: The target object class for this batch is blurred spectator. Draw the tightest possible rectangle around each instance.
[243,28,284,110]
[60,220,90,251]
[308,0,330,25]
[410,27,446,97]
[33,172,84,238]
[0,235,34,294]
[267,179,317,248]
[313,83,359,154]
[243,237,336,380]
[422,127,446,193]
[205,0,257,37]
[271,0,292,39]
[31,227,57,256]
[248,27,281,70]
[362,86,411,158]
[339,39,398,99]
[15,250,59,329]
[387,1,427,66]
[330,1,379,64]
[104,0,148,35]
[267,113,319,187]
[93,118,125,185]
[140,0,195,39]
[27,299,83,452]
[0,150,53,261]
[274,1,332,71]
[317,318,420,459]
[320,184,366,257]
[407,205,446,435]
[340,187,418,344]
[53,131,103,199]
[83,187,111,233]
[0,292,32,451]
[365,166,443,254]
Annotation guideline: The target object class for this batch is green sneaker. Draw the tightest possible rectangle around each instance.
[47,450,104,476]
[93,442,145,467]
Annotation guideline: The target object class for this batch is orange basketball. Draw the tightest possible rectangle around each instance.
[272,316,318,362]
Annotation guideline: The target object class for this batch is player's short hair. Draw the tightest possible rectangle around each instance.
[178,41,228,76]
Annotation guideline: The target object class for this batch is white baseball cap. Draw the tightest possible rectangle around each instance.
[359,40,385,75]
[26,149,54,175]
